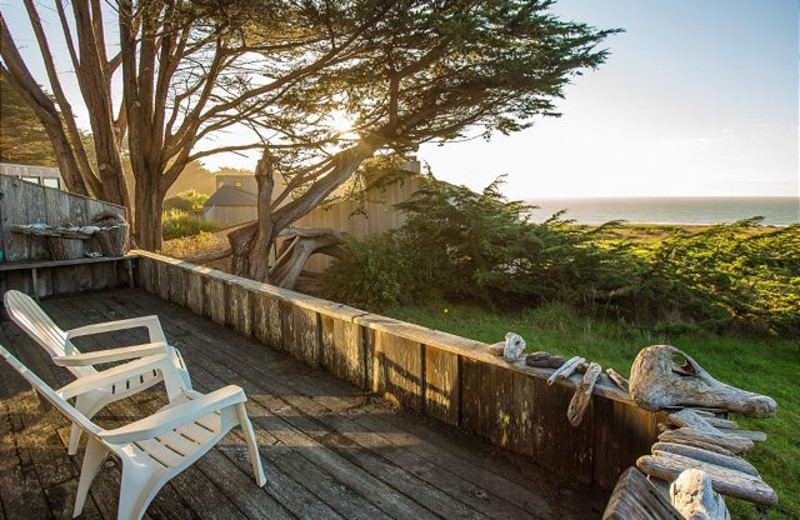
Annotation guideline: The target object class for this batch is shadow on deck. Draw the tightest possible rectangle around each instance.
[0,289,605,520]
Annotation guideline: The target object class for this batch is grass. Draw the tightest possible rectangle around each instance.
[384,300,799,519]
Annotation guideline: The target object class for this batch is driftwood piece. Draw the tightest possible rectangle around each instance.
[567,362,601,426]
[652,443,759,477]
[658,428,753,455]
[547,356,584,385]
[602,467,683,520]
[702,415,739,430]
[637,452,778,506]
[667,409,724,436]
[487,342,505,356]
[502,332,526,362]
[669,469,731,520]
[629,345,777,418]
[719,428,767,443]
[605,368,630,392]
[525,351,565,368]
[91,211,129,256]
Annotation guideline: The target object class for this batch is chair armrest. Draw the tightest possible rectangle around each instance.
[52,342,170,367]
[66,315,167,344]
[98,385,247,444]
[56,354,174,400]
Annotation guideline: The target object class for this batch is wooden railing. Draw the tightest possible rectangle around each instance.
[134,250,663,491]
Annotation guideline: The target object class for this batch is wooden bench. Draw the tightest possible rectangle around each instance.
[0,254,138,299]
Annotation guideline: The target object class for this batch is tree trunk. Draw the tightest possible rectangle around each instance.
[230,150,276,281]
[133,175,164,251]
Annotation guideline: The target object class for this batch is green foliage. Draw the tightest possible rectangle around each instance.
[0,75,57,166]
[161,209,219,240]
[326,234,419,310]
[328,176,800,335]
[626,220,800,335]
[164,190,210,215]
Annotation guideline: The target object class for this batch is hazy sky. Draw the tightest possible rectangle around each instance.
[420,0,800,198]
[3,0,798,198]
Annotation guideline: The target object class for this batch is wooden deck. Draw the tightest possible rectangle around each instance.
[0,289,606,520]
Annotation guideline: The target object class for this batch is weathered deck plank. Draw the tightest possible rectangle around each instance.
[0,289,605,519]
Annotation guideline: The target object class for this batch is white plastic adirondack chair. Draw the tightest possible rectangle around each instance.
[0,343,266,520]
[3,290,192,455]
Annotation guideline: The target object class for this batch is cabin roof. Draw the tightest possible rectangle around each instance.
[205,184,258,207]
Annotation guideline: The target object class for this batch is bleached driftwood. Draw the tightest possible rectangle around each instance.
[525,351,566,368]
[486,333,526,361]
[629,345,777,418]
[719,428,767,442]
[652,442,759,477]
[567,362,601,426]
[637,451,778,506]
[605,368,629,392]
[502,333,526,362]
[701,415,739,430]
[547,356,585,385]
[667,409,725,436]
[669,469,730,520]
[658,428,753,455]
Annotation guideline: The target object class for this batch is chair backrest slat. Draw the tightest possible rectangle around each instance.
[3,291,94,378]
[0,342,100,435]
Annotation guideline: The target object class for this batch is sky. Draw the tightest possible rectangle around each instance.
[2,0,798,199]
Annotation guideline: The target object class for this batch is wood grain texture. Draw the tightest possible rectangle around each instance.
[424,346,460,426]
[602,467,683,520]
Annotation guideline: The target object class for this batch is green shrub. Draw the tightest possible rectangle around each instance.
[162,209,219,240]
[326,234,420,310]
[164,190,209,215]
[327,176,800,335]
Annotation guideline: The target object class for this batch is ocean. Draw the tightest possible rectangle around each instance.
[524,197,799,227]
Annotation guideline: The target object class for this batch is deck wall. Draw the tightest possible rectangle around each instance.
[135,250,664,492]
[0,175,127,263]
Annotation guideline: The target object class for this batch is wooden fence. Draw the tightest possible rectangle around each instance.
[0,175,127,263]
[135,250,664,492]
[293,175,425,272]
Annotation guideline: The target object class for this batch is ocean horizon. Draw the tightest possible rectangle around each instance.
[524,196,799,227]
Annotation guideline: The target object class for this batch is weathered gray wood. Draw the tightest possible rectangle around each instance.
[669,469,730,520]
[373,330,424,411]
[252,291,283,350]
[227,283,253,338]
[629,345,777,419]
[637,451,778,506]
[602,467,683,520]
[424,346,460,426]
[203,274,228,325]
[282,304,320,365]
[167,263,187,307]
[547,356,584,385]
[567,362,601,426]
[652,442,759,476]
[667,409,724,435]
[605,368,630,392]
[525,351,566,368]
[719,428,767,442]
[320,315,366,387]
[658,427,753,455]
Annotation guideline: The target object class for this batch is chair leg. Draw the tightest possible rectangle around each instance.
[72,437,109,518]
[236,403,266,487]
[69,394,105,455]
[117,463,164,520]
